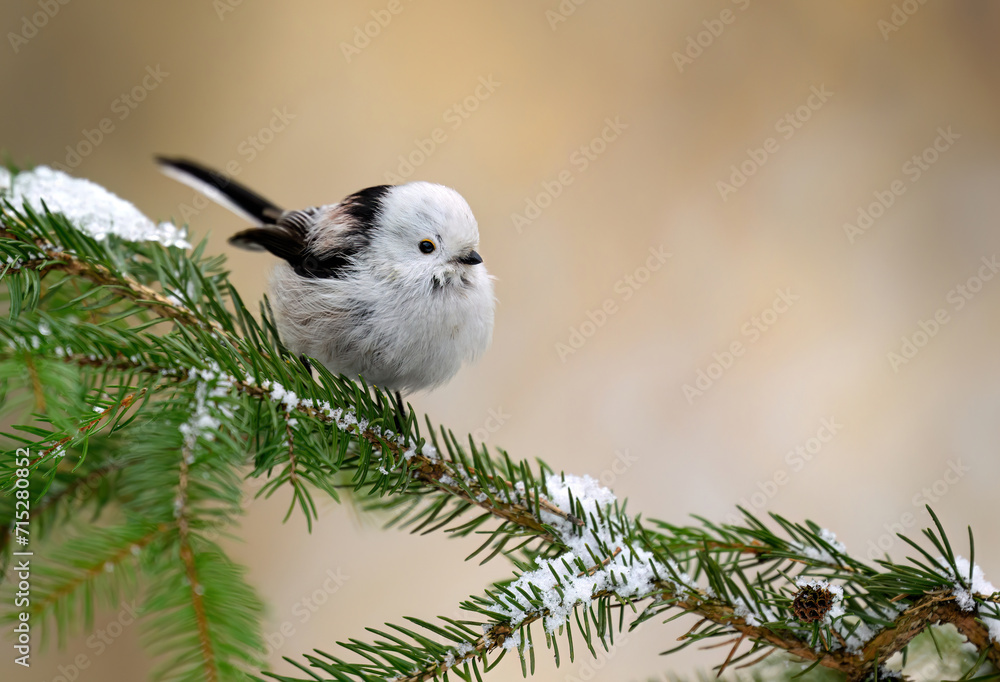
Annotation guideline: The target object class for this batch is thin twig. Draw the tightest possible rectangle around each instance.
[25,389,145,468]
[26,525,164,615]
[176,442,219,682]
[578,546,622,577]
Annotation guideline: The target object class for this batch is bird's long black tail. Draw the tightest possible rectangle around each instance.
[155,156,283,224]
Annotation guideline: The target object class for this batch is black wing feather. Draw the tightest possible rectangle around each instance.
[230,227,304,260]
[229,227,352,279]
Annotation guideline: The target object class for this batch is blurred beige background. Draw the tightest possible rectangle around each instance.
[3,1,1000,680]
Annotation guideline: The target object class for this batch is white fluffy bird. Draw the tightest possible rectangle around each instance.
[156,158,495,404]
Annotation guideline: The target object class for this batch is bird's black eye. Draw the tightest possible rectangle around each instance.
[419,239,436,254]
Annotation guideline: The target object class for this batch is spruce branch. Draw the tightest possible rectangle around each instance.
[0,223,211,331]
[4,336,577,548]
[176,442,222,682]
[7,522,163,644]
[21,458,125,530]
[3,172,1000,682]
[233,378,572,544]
[22,388,145,469]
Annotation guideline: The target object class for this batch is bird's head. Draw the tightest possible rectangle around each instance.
[371,182,486,288]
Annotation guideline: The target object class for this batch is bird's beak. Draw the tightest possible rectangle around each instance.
[456,250,483,265]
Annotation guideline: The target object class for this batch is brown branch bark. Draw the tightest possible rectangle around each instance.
[856,592,1000,678]
[654,585,1000,681]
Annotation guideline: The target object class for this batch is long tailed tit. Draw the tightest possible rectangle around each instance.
[156,157,495,408]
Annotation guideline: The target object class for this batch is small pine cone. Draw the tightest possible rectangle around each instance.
[792,584,835,623]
